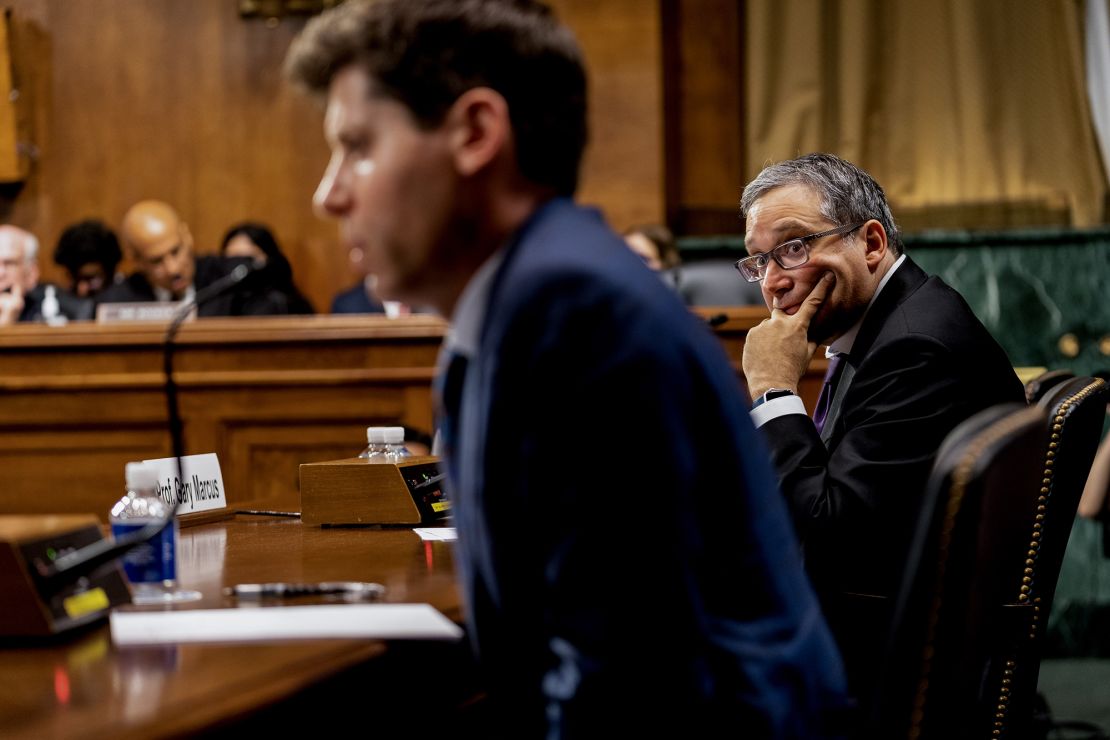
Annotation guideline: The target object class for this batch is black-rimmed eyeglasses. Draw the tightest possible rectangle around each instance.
[734,222,865,283]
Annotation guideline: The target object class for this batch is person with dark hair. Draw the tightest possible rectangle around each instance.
[52,219,123,299]
[739,152,1025,703]
[220,222,315,314]
[287,1,848,736]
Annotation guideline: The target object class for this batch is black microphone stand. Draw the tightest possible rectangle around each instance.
[33,265,253,593]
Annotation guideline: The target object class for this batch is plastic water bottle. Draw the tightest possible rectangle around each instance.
[41,285,66,326]
[382,426,413,462]
[109,462,200,604]
[359,427,389,459]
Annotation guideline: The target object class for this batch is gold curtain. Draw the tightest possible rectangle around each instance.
[745,0,1108,228]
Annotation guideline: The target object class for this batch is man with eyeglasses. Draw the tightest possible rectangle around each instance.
[738,153,1024,701]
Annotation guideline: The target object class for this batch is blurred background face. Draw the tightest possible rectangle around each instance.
[0,233,37,294]
[223,233,268,265]
[134,227,196,296]
[624,232,663,271]
[71,262,109,298]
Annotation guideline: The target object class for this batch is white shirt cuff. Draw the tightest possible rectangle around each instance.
[750,393,808,428]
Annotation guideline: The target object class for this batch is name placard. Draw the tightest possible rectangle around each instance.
[96,301,194,324]
[141,453,227,515]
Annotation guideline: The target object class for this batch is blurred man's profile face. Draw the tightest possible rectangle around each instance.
[313,65,458,307]
[624,232,663,272]
[0,234,36,294]
[133,227,195,296]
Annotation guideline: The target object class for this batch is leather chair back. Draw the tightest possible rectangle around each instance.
[871,376,1109,738]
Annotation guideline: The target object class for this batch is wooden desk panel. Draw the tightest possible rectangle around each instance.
[0,316,448,521]
[0,516,464,739]
[0,310,824,522]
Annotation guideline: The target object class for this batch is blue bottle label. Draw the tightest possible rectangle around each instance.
[110,521,176,584]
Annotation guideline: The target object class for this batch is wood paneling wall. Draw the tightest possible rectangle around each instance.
[663,0,745,236]
[0,0,669,313]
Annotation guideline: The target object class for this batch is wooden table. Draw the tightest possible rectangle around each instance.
[0,514,470,739]
[0,309,825,524]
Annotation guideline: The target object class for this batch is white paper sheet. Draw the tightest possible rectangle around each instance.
[413,527,457,541]
[110,603,463,646]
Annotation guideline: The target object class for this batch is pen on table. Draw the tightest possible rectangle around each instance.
[224,582,386,599]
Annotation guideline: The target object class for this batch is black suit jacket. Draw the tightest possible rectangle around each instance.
[96,255,291,317]
[759,258,1024,692]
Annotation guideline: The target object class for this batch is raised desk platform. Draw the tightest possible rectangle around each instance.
[0,315,448,521]
[0,513,468,738]
[0,309,823,522]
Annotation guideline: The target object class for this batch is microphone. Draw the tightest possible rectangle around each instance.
[32,263,255,592]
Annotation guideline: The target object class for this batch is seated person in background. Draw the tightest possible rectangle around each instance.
[623,223,682,294]
[330,244,413,316]
[220,222,315,314]
[52,219,124,299]
[97,200,291,317]
[0,224,93,325]
[739,152,1025,701]
[623,223,680,273]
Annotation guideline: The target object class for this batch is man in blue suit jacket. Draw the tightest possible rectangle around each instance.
[288,1,848,736]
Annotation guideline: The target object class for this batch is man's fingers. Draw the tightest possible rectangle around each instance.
[795,272,834,323]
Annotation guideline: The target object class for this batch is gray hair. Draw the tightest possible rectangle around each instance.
[0,225,39,264]
[23,233,38,264]
[740,153,902,256]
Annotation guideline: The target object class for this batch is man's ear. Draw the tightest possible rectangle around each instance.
[180,223,194,253]
[861,219,889,270]
[445,87,511,178]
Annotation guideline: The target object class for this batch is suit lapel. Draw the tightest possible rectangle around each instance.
[819,258,929,444]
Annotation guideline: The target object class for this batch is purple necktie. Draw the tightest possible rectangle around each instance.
[813,354,845,434]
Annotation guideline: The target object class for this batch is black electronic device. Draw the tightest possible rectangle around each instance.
[300,457,449,526]
[0,515,131,637]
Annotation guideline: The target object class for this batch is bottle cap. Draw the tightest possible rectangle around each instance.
[366,427,388,444]
[125,462,159,490]
[382,426,406,444]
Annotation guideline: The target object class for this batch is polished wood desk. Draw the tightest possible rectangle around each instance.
[0,309,824,522]
[0,514,467,739]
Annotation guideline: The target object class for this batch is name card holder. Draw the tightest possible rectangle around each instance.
[141,453,231,527]
[300,456,448,527]
[96,301,194,324]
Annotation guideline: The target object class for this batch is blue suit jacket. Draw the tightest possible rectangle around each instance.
[329,283,385,314]
[444,198,848,737]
